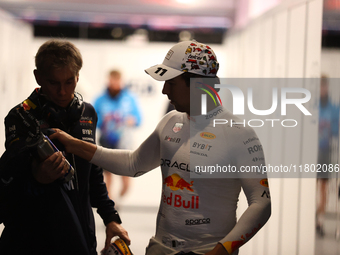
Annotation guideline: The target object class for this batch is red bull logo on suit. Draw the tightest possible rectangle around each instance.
[163,174,199,209]
[164,173,193,191]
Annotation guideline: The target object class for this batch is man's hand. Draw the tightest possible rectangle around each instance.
[49,129,76,154]
[49,128,97,162]
[102,221,131,253]
[32,151,69,184]
[204,243,229,255]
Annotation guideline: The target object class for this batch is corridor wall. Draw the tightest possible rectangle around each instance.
[223,0,323,254]
[0,9,35,152]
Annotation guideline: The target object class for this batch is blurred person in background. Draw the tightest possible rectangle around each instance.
[94,70,141,201]
[316,75,340,237]
[0,39,129,254]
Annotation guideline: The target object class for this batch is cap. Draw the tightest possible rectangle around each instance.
[145,40,219,81]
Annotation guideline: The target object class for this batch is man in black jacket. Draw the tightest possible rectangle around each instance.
[0,39,130,254]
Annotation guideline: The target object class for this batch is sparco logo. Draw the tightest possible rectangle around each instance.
[185,218,210,225]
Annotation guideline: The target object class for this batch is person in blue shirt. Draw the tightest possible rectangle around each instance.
[94,70,142,200]
[316,75,340,237]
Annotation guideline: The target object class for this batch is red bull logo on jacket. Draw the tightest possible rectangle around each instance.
[22,99,36,110]
[163,174,199,209]
[80,117,93,126]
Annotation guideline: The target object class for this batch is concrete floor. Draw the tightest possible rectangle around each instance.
[315,212,340,255]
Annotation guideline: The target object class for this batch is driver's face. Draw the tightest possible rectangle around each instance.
[162,76,190,114]
[34,67,78,108]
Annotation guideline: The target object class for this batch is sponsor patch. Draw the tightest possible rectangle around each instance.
[260,179,269,187]
[185,218,210,225]
[172,123,183,133]
[80,117,93,126]
[164,136,181,143]
[200,132,216,139]
[165,49,174,60]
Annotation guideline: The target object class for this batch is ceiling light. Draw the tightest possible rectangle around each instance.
[111,27,123,38]
[179,30,192,41]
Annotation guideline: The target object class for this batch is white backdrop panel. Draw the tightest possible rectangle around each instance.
[298,0,323,254]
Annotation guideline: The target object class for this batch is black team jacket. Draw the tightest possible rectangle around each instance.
[0,88,121,255]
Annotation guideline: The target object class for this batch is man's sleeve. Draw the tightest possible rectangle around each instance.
[219,178,271,254]
[91,129,160,177]
[1,105,56,226]
[3,106,36,183]
[219,128,271,255]
[89,108,179,177]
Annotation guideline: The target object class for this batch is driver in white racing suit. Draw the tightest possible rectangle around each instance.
[50,40,271,255]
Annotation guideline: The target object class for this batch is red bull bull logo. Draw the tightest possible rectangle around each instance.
[164,173,193,191]
[80,120,93,124]
[80,117,93,126]
[22,102,31,111]
[22,99,36,110]
[163,174,199,209]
